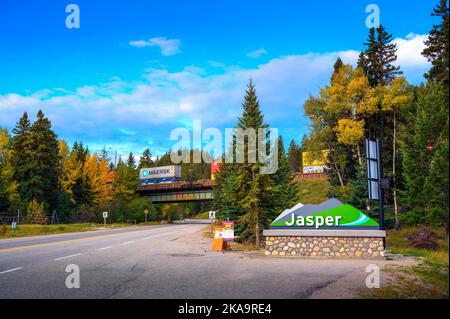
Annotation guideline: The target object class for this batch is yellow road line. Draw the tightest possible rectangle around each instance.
[0,228,157,253]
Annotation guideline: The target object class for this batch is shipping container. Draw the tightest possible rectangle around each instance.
[139,165,181,180]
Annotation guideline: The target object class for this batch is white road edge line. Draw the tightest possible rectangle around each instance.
[97,246,113,251]
[53,253,82,261]
[0,267,23,274]
[122,241,135,245]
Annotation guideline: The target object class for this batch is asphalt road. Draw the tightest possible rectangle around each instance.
[0,223,377,298]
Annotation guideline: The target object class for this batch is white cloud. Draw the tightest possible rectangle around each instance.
[247,48,268,59]
[394,33,429,68]
[129,37,181,56]
[0,34,428,156]
[392,33,430,83]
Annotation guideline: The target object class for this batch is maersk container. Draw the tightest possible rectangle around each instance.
[139,165,181,180]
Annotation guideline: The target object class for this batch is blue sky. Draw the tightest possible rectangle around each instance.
[0,0,437,159]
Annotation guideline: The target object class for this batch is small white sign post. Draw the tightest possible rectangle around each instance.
[144,209,149,223]
[103,211,108,227]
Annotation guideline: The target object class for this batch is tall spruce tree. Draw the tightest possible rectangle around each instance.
[11,112,31,207]
[287,139,301,172]
[99,146,110,164]
[71,141,90,205]
[358,25,402,87]
[235,80,268,245]
[400,83,448,232]
[26,110,60,212]
[213,80,297,246]
[138,148,153,169]
[423,0,449,88]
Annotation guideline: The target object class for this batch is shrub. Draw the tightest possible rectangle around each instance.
[1,224,7,235]
[26,199,48,224]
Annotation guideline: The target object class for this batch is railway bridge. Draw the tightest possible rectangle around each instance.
[136,180,215,204]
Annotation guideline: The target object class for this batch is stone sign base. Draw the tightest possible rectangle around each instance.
[262,229,386,258]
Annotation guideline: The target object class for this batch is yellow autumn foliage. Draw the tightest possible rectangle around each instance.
[382,77,411,111]
[59,152,82,203]
[336,118,365,146]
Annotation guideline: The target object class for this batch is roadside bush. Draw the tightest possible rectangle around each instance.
[127,196,156,223]
[1,224,7,235]
[26,199,48,224]
[407,228,439,250]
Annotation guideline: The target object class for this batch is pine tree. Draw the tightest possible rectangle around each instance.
[99,146,110,164]
[126,152,138,184]
[332,57,344,80]
[423,0,449,87]
[127,152,136,170]
[358,25,402,87]
[138,148,153,169]
[271,137,300,210]
[11,112,31,207]
[287,139,301,172]
[400,83,448,229]
[26,110,60,212]
[71,141,90,204]
[113,161,136,201]
[213,80,298,246]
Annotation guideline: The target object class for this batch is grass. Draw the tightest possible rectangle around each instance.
[297,178,331,204]
[0,221,160,239]
[365,226,449,299]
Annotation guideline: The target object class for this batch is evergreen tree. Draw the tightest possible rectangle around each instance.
[11,112,31,207]
[271,137,300,210]
[113,161,136,201]
[71,141,90,205]
[126,152,139,188]
[332,57,344,80]
[400,83,448,232]
[26,110,60,212]
[214,81,298,246]
[347,166,369,211]
[287,139,301,173]
[423,0,449,87]
[138,148,153,169]
[99,146,110,164]
[358,25,402,87]
[127,152,136,170]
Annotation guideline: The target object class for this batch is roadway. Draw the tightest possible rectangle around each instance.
[0,223,377,298]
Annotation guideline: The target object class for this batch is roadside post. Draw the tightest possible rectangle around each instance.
[366,138,387,248]
[11,219,17,231]
[208,211,216,234]
[144,209,149,223]
[103,211,108,227]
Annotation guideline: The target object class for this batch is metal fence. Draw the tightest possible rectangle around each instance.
[0,210,60,225]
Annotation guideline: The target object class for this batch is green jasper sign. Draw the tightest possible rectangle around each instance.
[271,199,379,229]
